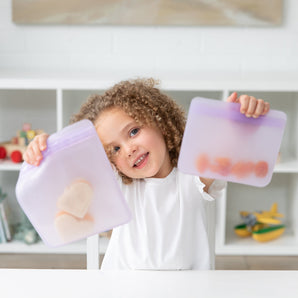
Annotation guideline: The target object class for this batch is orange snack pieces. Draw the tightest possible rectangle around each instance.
[210,157,232,176]
[195,153,269,180]
[255,161,269,177]
[56,210,94,222]
[196,153,209,173]
[231,161,255,178]
[56,210,67,217]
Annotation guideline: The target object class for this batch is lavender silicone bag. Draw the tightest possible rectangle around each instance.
[178,97,287,187]
[16,119,131,247]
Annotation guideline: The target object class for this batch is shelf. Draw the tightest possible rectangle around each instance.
[0,237,109,254]
[274,160,298,173]
[216,231,298,256]
[0,160,22,171]
[1,74,298,92]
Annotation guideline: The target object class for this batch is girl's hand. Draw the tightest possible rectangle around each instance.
[227,92,270,118]
[23,133,49,166]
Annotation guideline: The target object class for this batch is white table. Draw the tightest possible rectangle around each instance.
[1,269,297,298]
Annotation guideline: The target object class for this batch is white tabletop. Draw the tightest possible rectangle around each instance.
[1,269,298,298]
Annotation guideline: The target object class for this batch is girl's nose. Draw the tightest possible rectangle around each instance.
[128,148,136,157]
[125,143,137,157]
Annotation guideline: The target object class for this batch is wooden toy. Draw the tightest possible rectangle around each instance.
[26,130,36,141]
[0,147,7,159]
[22,123,31,131]
[0,142,26,163]
[0,124,43,163]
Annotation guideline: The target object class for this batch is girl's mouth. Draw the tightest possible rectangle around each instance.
[133,152,149,168]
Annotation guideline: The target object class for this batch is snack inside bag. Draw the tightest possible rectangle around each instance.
[16,120,131,246]
[178,97,287,187]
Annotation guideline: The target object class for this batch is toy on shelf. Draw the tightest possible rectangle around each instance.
[0,123,43,163]
[234,203,285,242]
[12,212,40,245]
[0,187,7,202]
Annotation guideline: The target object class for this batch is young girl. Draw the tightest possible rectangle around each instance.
[24,78,270,270]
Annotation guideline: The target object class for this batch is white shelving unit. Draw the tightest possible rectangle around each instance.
[0,237,109,255]
[0,75,297,262]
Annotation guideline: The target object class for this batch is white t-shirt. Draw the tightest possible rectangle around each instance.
[101,167,226,270]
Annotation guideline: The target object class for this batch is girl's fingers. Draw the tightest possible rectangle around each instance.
[23,133,49,165]
[262,102,270,115]
[238,95,250,114]
[37,133,49,151]
[23,146,35,164]
[24,142,40,165]
[227,93,270,118]
[252,99,265,118]
[245,97,257,117]
[238,95,269,118]
[31,141,43,165]
[22,148,29,163]
[227,91,238,103]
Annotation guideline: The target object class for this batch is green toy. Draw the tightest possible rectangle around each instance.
[13,212,40,245]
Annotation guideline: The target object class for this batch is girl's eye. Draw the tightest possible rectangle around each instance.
[113,146,120,153]
[130,128,139,137]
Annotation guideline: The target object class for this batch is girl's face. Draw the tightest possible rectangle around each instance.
[95,107,172,180]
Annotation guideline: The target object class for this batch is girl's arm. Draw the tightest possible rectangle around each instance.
[200,92,270,193]
[200,177,214,193]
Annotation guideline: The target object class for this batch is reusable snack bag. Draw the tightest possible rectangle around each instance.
[16,119,131,246]
[178,97,287,187]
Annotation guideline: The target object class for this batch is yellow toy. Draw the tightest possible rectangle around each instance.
[234,203,285,242]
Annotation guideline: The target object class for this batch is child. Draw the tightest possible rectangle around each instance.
[23,78,270,270]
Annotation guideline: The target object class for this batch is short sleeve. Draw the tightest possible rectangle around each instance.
[194,177,226,201]
[208,179,227,198]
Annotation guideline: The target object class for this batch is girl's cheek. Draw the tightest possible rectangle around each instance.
[114,157,125,171]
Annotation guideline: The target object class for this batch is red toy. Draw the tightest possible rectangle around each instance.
[0,146,7,159]
[11,150,23,163]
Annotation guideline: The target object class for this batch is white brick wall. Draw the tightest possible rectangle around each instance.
[0,0,297,79]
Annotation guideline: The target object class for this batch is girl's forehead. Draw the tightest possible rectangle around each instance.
[96,107,128,123]
[96,106,145,127]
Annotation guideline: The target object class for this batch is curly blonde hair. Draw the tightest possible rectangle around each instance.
[71,78,186,184]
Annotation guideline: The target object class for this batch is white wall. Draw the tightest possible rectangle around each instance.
[0,0,297,80]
